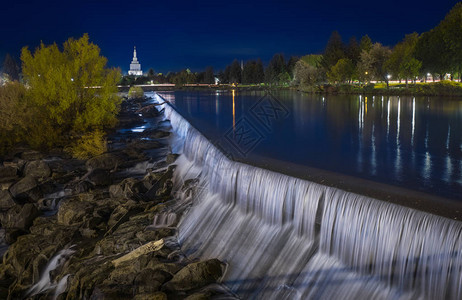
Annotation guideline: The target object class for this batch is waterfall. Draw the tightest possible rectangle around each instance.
[154,93,462,300]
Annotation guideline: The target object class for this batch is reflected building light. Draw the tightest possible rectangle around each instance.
[395,145,402,179]
[387,98,390,140]
[371,124,376,175]
[446,125,451,150]
[423,151,432,182]
[397,98,400,143]
[425,123,429,150]
[444,155,452,183]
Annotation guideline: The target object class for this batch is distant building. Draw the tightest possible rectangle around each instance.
[128,46,143,76]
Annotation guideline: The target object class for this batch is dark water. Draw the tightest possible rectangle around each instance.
[156,90,462,201]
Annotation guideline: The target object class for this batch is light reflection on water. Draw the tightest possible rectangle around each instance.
[158,90,462,201]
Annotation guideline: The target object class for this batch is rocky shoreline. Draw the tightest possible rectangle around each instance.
[0,96,229,299]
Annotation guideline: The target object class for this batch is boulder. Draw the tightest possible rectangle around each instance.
[166,154,179,164]
[57,194,95,226]
[86,153,123,171]
[0,203,40,231]
[0,190,16,210]
[133,292,168,300]
[23,160,51,179]
[0,166,18,180]
[9,176,41,201]
[88,169,113,186]
[19,150,44,161]
[162,259,225,292]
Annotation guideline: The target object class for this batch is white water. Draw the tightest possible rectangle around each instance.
[27,246,76,298]
[154,93,462,300]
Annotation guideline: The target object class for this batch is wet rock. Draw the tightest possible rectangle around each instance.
[109,177,147,199]
[9,175,41,202]
[0,190,16,210]
[162,259,225,292]
[150,130,171,139]
[0,203,40,231]
[166,154,179,164]
[86,153,123,171]
[23,160,51,179]
[112,240,165,267]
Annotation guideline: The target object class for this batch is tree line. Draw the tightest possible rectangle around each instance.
[114,2,462,88]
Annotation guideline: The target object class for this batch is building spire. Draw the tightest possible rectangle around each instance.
[133,46,137,59]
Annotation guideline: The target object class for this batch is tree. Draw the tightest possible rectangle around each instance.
[147,68,155,78]
[384,32,421,87]
[360,35,373,53]
[328,58,355,84]
[2,53,20,81]
[369,43,392,86]
[204,66,214,84]
[21,34,121,146]
[254,59,265,83]
[357,50,375,84]
[322,31,345,70]
[293,55,324,87]
[438,2,462,79]
[346,36,361,65]
[229,59,242,83]
[265,53,286,84]
[286,56,299,78]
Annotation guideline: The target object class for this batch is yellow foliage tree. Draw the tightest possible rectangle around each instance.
[21,34,121,146]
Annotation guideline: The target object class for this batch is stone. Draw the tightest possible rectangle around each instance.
[19,150,44,161]
[166,154,179,164]
[86,153,123,171]
[23,160,51,179]
[9,176,40,201]
[88,169,113,186]
[133,292,168,300]
[0,190,16,210]
[134,269,172,293]
[57,194,95,225]
[162,259,225,292]
[0,203,40,230]
[0,166,17,180]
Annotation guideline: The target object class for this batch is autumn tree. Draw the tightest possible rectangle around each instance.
[21,34,121,147]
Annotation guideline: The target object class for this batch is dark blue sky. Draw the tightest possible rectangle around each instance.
[0,0,459,73]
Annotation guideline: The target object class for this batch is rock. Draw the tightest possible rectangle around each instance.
[109,178,146,199]
[162,259,225,292]
[19,150,44,161]
[0,190,16,210]
[150,130,170,139]
[86,153,123,171]
[23,160,51,179]
[166,154,179,164]
[57,194,95,225]
[0,203,40,231]
[0,166,17,180]
[88,169,113,186]
[133,292,168,300]
[112,239,165,267]
[134,269,172,293]
[9,176,41,202]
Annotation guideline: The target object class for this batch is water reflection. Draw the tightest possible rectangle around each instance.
[158,90,462,201]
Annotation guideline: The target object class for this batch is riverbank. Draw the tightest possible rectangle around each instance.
[121,80,462,98]
[0,96,229,299]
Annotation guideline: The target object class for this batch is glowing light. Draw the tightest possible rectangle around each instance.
[232,89,236,130]
[387,74,391,79]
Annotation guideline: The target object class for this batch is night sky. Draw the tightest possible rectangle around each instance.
[1,0,459,73]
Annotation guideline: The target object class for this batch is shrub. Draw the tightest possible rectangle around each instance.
[128,86,144,99]
[0,82,28,152]
[70,130,107,159]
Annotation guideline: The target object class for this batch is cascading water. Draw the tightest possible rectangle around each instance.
[154,93,462,300]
